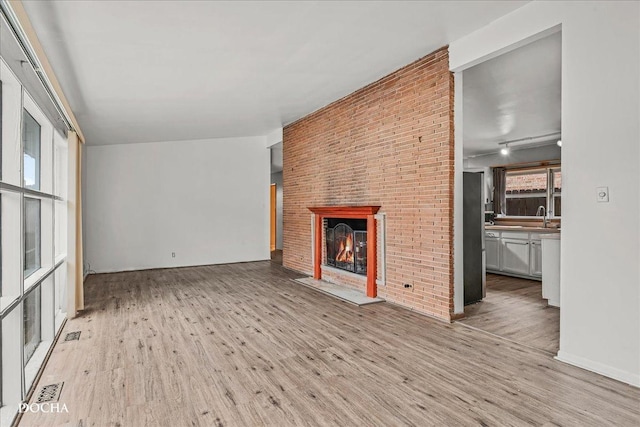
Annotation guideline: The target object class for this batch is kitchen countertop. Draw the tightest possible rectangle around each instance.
[485,225,561,233]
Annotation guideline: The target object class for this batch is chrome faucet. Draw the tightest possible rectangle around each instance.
[536,205,548,228]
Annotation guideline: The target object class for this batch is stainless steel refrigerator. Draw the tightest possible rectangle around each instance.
[463,171,486,305]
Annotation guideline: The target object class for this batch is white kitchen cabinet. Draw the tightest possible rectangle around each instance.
[529,240,542,277]
[485,228,558,280]
[485,231,501,271]
[542,235,561,307]
[501,238,530,276]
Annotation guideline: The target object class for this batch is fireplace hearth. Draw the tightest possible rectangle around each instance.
[325,218,367,275]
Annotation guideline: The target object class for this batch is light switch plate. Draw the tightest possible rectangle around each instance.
[597,186,609,202]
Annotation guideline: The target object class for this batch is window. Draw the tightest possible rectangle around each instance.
[505,169,548,216]
[24,197,41,278]
[501,166,561,218]
[0,56,69,422]
[23,110,41,191]
[23,287,42,366]
[552,168,561,216]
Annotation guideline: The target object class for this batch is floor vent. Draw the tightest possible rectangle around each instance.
[64,331,81,341]
[36,382,64,403]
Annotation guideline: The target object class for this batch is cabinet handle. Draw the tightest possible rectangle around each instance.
[531,242,535,245]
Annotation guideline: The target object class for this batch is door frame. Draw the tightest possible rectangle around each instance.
[270,183,276,252]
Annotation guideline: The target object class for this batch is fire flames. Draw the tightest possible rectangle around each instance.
[336,234,354,263]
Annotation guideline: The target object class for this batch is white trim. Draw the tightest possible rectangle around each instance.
[556,351,640,388]
[23,267,47,292]
[310,213,315,269]
[374,213,386,286]
[450,18,561,72]
[452,71,464,315]
[66,132,78,318]
[23,340,52,391]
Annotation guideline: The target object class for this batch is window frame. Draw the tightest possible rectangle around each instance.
[0,59,69,424]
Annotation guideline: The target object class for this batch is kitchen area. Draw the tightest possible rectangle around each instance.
[458,31,562,354]
[461,164,562,354]
[485,223,561,309]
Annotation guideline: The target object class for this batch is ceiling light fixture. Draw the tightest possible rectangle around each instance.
[496,132,561,155]
[557,140,562,147]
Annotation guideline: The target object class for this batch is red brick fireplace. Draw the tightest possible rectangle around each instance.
[283,46,454,321]
[308,206,380,297]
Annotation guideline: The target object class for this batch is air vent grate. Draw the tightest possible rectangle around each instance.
[64,331,81,341]
[36,382,64,403]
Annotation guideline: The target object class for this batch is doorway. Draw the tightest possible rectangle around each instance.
[455,30,562,355]
[270,183,276,252]
[269,142,284,264]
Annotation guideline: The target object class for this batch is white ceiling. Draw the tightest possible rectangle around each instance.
[22,1,528,146]
[462,31,561,157]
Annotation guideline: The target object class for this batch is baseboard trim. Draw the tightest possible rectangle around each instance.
[556,350,640,388]
[450,311,466,321]
[90,258,271,275]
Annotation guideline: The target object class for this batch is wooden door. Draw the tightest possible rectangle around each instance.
[270,184,276,251]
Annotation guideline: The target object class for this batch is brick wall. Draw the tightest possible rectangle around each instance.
[505,170,562,192]
[506,172,547,193]
[321,266,366,291]
[283,47,454,321]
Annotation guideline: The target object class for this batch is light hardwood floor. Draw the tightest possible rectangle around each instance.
[20,262,639,426]
[459,274,560,354]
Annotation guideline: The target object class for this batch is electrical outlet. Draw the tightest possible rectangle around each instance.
[596,186,609,203]
[403,283,412,289]
[172,252,176,258]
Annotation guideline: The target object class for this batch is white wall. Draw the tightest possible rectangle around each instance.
[266,128,283,148]
[85,136,270,273]
[450,1,640,386]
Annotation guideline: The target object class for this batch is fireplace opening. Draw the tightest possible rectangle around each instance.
[325,218,367,275]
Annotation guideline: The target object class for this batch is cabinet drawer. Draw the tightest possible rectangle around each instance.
[501,231,529,240]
